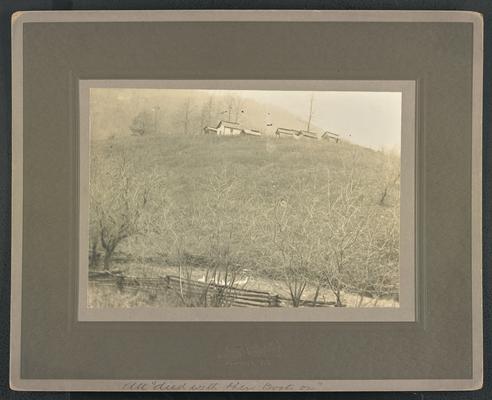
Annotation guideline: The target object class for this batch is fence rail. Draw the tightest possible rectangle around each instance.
[89,271,336,308]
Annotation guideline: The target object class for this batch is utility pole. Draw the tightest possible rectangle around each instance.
[307,93,314,132]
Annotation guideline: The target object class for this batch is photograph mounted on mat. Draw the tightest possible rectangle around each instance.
[10,10,482,392]
[79,80,416,322]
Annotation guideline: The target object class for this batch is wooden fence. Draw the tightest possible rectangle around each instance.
[89,271,336,308]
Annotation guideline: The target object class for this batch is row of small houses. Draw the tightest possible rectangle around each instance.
[203,120,341,142]
[275,127,340,142]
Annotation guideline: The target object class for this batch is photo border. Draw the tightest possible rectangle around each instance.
[78,79,416,322]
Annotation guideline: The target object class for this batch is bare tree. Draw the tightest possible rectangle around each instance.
[90,149,163,270]
[162,168,255,307]
[202,171,244,293]
[176,97,196,135]
[233,97,244,123]
[271,204,308,306]
[310,151,399,307]
[347,206,400,305]
[378,149,400,206]
[262,176,325,307]
[166,205,212,306]
[222,95,243,123]
[200,95,215,128]
[319,176,370,306]
[251,147,400,308]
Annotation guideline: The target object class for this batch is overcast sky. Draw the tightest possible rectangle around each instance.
[230,90,402,151]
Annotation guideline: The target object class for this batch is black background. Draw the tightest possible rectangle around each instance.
[0,1,490,399]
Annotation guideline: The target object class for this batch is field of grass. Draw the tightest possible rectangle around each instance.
[88,281,185,308]
[93,133,386,201]
[89,133,400,308]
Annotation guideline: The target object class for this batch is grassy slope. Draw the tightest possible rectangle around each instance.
[94,133,384,202]
[90,134,398,307]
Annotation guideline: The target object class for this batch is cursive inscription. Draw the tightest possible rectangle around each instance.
[121,380,316,391]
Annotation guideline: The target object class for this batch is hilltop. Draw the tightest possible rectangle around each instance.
[90,89,324,140]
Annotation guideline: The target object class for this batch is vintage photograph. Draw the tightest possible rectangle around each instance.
[87,87,402,309]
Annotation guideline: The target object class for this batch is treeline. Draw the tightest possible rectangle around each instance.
[129,94,247,136]
[90,90,314,140]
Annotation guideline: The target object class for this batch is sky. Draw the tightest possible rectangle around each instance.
[231,90,402,151]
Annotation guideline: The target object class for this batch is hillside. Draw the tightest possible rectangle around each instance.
[90,89,323,140]
[89,133,400,307]
[92,134,390,214]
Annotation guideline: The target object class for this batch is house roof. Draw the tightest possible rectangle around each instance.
[321,130,340,138]
[242,129,261,136]
[299,130,321,139]
[216,120,242,129]
[275,127,300,135]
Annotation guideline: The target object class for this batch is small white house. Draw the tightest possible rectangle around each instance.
[216,120,242,136]
[275,127,302,139]
[299,130,321,140]
[321,131,340,143]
